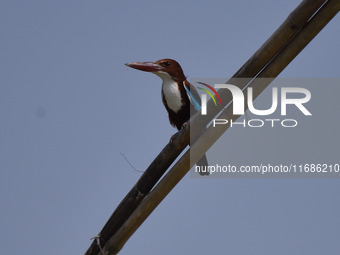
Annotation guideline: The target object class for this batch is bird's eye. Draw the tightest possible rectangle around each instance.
[163,61,170,67]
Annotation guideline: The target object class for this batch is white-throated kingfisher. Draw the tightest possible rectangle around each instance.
[125,58,208,175]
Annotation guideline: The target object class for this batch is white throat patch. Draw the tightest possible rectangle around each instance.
[155,72,183,113]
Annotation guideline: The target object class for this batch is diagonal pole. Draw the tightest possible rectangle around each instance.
[84,0,338,254]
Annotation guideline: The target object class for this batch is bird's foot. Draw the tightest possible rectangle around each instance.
[181,122,188,129]
[170,122,188,143]
[170,132,179,143]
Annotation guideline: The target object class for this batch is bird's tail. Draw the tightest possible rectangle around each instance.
[196,154,209,176]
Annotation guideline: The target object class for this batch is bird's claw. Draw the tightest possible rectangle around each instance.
[170,122,188,143]
[170,132,178,143]
[181,122,188,129]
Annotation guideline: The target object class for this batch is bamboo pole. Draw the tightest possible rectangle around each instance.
[84,0,338,254]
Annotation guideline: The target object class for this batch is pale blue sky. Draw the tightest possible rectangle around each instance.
[1,1,339,254]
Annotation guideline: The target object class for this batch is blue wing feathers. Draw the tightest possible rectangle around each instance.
[184,84,201,111]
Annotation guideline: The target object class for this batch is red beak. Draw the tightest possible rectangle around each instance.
[125,61,162,72]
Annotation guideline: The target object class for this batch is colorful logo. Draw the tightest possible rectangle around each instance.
[197,82,223,107]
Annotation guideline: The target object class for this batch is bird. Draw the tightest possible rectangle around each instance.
[125,58,209,175]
